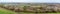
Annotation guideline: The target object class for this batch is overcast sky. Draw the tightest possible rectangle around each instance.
[0,0,60,3]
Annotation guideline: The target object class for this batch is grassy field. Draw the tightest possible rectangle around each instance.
[0,7,16,14]
[23,13,60,14]
[17,12,60,14]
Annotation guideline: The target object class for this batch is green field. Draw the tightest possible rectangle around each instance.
[0,7,16,14]
[23,13,60,14]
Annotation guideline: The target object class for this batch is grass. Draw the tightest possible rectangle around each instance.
[0,7,16,14]
[23,13,60,14]
[23,11,60,14]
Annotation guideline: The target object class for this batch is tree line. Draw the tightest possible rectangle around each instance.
[0,4,60,13]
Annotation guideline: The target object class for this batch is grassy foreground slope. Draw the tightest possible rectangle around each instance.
[0,7,16,14]
[23,13,60,14]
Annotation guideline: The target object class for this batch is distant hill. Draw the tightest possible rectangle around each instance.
[0,2,60,6]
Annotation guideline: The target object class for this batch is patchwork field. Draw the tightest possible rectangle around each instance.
[0,6,60,14]
[0,3,60,14]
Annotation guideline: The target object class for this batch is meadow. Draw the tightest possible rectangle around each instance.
[0,7,16,14]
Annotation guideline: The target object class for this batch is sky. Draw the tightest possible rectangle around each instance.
[0,0,60,3]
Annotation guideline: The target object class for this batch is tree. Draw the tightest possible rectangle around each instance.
[23,6,30,12]
[0,4,5,7]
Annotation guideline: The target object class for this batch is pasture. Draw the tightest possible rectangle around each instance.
[18,12,60,14]
[0,7,16,14]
